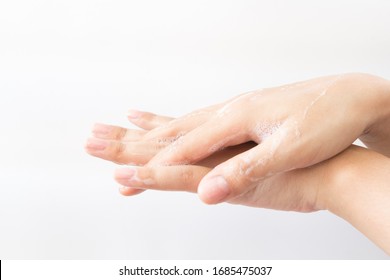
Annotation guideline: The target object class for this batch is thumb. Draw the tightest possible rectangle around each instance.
[197,129,295,204]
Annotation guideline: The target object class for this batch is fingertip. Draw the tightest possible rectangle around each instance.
[114,167,137,180]
[92,123,111,137]
[85,137,108,153]
[127,109,142,120]
[119,186,131,196]
[119,186,145,196]
[198,175,230,204]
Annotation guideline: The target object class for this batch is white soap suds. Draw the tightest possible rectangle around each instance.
[239,121,297,181]
[165,132,184,153]
[153,133,191,166]
[251,122,282,143]
[131,169,155,186]
[157,131,185,145]
[140,178,155,186]
[227,76,344,184]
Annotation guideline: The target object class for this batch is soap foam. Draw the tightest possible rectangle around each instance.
[132,169,156,186]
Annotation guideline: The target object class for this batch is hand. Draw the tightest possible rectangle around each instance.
[85,112,257,195]
[85,105,390,254]
[125,73,390,203]
[85,112,321,211]
[84,110,380,212]
[114,144,390,254]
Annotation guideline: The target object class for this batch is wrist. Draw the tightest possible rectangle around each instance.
[351,73,390,136]
[350,73,390,155]
[316,145,390,253]
[315,145,365,212]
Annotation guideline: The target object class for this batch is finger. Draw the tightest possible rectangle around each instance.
[114,165,211,192]
[117,142,255,198]
[127,110,174,130]
[198,141,257,168]
[119,187,146,196]
[140,103,222,141]
[229,145,367,212]
[141,107,219,142]
[92,123,146,142]
[227,168,317,212]
[197,123,299,204]
[85,137,169,165]
[149,115,251,166]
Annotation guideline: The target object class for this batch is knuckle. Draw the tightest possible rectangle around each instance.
[142,112,155,122]
[154,140,168,151]
[174,150,193,165]
[164,125,182,137]
[113,128,127,141]
[144,125,176,140]
[113,142,126,161]
[232,159,260,185]
[180,168,195,184]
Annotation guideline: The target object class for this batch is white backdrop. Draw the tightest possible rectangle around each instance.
[0,0,389,259]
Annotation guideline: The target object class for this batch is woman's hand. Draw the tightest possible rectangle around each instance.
[116,144,390,254]
[87,124,390,253]
[127,73,390,203]
[86,73,390,204]
[85,112,329,212]
[85,112,257,196]
[85,99,390,254]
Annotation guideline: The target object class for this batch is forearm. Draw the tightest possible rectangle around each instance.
[320,146,390,254]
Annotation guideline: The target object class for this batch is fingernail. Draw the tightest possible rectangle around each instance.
[198,176,230,204]
[127,109,142,119]
[115,168,136,180]
[85,138,108,151]
[92,123,111,136]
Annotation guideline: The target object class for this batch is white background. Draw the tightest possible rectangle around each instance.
[0,0,389,259]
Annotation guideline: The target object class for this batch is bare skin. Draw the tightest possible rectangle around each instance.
[86,113,390,254]
[85,73,390,254]
[87,73,390,203]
